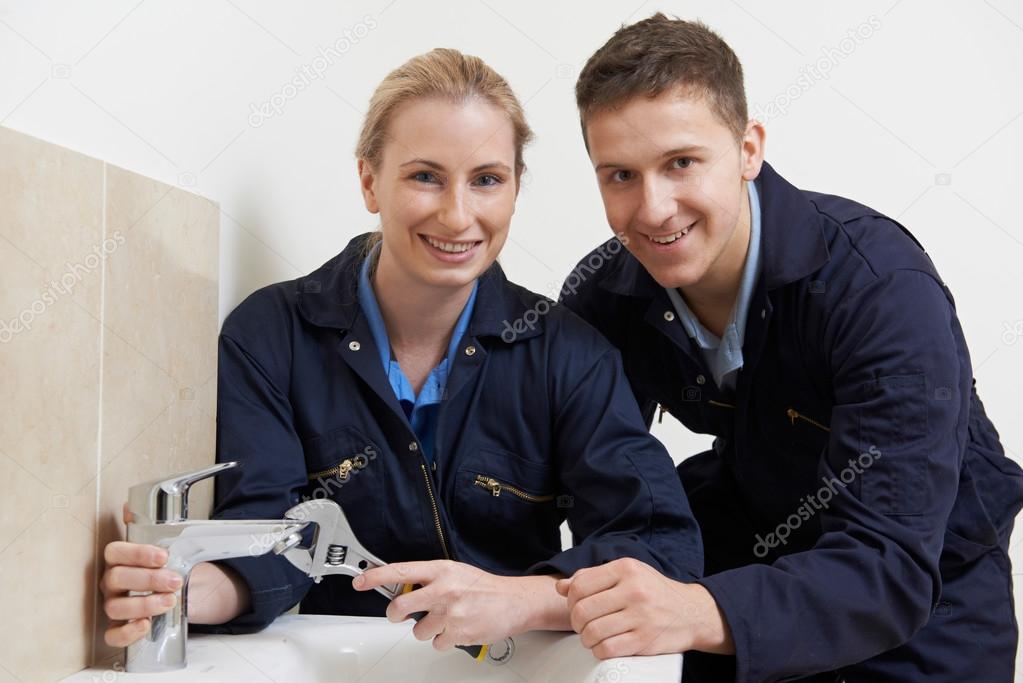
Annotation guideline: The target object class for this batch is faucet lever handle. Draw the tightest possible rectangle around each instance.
[127,461,239,525]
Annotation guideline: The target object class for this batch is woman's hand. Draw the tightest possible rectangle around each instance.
[100,539,181,647]
[101,505,251,647]
[353,560,569,650]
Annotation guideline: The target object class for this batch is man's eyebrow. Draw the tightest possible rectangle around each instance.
[399,158,512,174]
[594,145,711,172]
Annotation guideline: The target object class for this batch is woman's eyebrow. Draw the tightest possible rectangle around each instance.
[400,158,511,174]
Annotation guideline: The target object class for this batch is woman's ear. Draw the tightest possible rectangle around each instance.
[358,158,380,214]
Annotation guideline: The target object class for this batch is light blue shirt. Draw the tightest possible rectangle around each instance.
[357,244,478,462]
[665,180,762,392]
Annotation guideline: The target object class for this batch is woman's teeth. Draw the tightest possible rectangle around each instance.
[648,224,692,244]
[425,236,477,253]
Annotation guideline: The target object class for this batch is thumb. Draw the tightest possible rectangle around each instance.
[555,577,571,597]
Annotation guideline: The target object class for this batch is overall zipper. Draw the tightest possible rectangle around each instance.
[307,454,368,481]
[474,475,555,503]
[421,462,451,559]
[786,407,831,432]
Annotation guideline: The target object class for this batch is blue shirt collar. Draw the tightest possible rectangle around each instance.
[357,242,478,403]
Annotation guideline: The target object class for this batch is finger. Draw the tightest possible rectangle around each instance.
[555,578,571,597]
[570,585,632,633]
[591,632,641,660]
[104,541,168,570]
[102,566,182,596]
[354,561,444,592]
[432,624,465,652]
[122,502,131,526]
[105,593,177,621]
[386,588,440,623]
[567,565,622,605]
[104,618,151,648]
[410,610,446,642]
[578,609,633,649]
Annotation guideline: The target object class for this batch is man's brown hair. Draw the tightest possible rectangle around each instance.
[575,13,748,143]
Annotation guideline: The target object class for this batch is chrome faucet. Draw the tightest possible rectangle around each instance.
[124,461,309,673]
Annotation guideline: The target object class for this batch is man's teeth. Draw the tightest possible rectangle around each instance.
[649,225,691,244]
[425,236,476,253]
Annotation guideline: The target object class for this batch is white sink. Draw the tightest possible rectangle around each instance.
[62,615,682,682]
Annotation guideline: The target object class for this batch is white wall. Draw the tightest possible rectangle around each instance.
[3,0,1022,654]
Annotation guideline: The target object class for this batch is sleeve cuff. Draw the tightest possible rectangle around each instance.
[697,571,751,683]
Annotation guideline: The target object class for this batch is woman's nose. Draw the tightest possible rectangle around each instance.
[436,187,473,233]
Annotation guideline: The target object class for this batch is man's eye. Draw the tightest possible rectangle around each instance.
[672,158,694,169]
[612,170,633,183]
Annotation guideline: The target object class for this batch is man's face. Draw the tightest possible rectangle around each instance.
[585,90,763,291]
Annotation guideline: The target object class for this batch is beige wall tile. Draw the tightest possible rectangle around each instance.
[93,165,219,666]
[0,508,96,682]
[104,164,219,389]
[0,127,105,318]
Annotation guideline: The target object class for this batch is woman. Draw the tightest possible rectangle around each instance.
[100,48,702,653]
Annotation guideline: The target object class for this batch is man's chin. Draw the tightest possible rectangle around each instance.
[636,260,705,291]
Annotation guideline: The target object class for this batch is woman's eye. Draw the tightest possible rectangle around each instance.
[672,157,694,169]
[612,170,633,183]
[474,174,502,187]
[412,171,438,183]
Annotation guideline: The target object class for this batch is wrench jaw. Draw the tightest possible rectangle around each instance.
[280,499,400,598]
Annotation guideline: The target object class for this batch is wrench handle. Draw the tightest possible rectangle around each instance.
[401,584,490,662]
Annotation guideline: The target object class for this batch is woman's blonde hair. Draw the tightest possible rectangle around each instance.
[356,48,533,175]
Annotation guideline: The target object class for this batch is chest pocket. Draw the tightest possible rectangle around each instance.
[450,449,561,573]
[301,426,388,551]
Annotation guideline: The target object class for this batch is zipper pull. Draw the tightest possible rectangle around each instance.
[658,404,666,424]
[786,408,798,425]
[474,475,501,496]
[337,458,354,480]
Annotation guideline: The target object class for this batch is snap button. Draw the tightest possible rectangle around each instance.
[408,442,418,452]
[349,341,361,351]
[696,374,706,385]
[663,310,676,322]
[464,345,477,356]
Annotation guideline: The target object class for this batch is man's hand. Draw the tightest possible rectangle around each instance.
[353,560,568,650]
[555,558,734,659]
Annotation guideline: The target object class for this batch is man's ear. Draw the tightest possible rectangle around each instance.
[358,158,380,214]
[740,119,766,181]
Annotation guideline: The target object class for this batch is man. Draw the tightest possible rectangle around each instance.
[556,13,1023,682]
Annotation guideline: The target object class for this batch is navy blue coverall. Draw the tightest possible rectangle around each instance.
[191,234,703,635]
[562,162,1023,682]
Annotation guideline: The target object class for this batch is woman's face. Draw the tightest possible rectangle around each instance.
[359,97,519,290]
